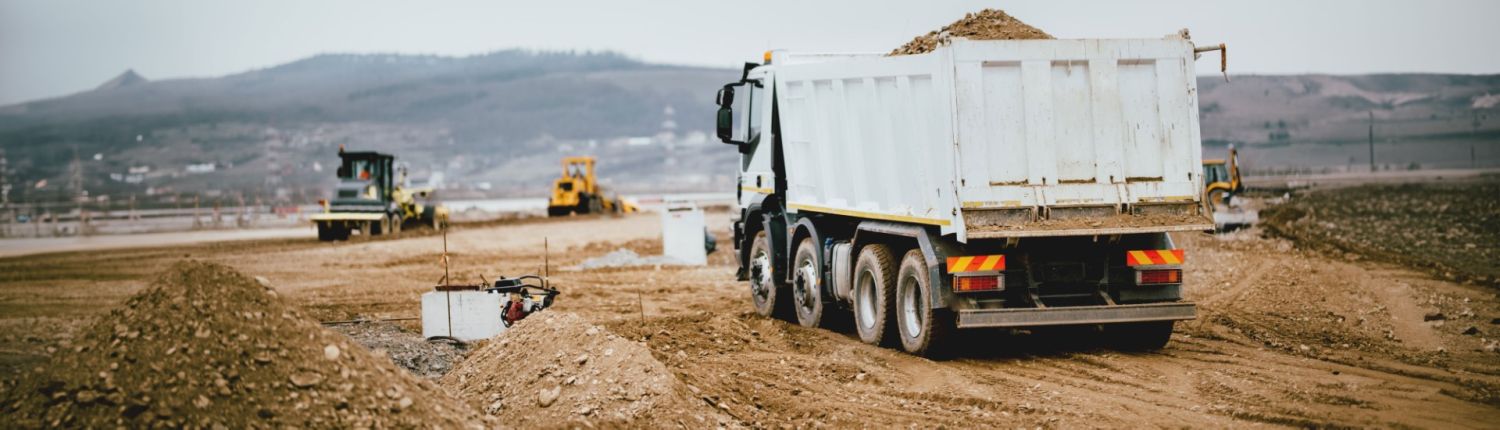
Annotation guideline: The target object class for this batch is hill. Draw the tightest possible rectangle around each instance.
[0,53,1495,204]
[0,51,737,202]
[1197,74,1500,145]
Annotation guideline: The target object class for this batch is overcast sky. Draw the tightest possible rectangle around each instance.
[2,0,1497,106]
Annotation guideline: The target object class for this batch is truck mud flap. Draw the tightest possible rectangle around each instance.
[956,302,1196,329]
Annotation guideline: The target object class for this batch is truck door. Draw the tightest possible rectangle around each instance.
[737,74,775,209]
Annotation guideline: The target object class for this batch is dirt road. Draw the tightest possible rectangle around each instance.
[2,210,1498,427]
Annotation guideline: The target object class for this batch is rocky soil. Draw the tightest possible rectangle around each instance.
[442,311,729,428]
[1262,175,1500,286]
[1,211,1497,428]
[327,321,469,379]
[0,261,488,429]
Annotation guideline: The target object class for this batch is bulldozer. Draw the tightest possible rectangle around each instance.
[311,146,447,241]
[547,156,636,217]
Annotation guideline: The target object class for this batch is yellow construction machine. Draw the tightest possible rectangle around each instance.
[1202,145,1243,206]
[311,147,447,241]
[547,156,637,217]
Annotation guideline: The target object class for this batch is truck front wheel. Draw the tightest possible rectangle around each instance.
[853,244,896,346]
[895,249,953,357]
[748,231,787,318]
[791,238,826,328]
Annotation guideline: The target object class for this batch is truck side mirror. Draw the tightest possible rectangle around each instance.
[716,83,745,145]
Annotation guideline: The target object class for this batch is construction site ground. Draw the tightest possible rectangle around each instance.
[3,182,1499,428]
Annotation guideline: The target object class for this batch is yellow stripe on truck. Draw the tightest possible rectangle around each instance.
[1157,250,1181,264]
[1129,251,1151,265]
[978,256,1002,271]
[788,203,951,227]
[952,256,974,272]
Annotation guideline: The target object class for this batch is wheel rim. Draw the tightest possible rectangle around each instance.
[856,271,876,329]
[794,258,817,313]
[901,274,923,337]
[750,250,772,306]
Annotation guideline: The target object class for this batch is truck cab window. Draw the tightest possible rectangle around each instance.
[746,83,763,143]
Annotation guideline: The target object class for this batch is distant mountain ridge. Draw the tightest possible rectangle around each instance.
[94,69,147,91]
[1197,74,1500,145]
[0,51,1495,202]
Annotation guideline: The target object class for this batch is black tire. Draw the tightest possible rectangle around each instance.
[791,238,826,328]
[895,249,954,357]
[317,222,334,241]
[387,213,402,237]
[1103,321,1174,351]
[748,230,788,318]
[853,244,897,346]
[332,225,350,241]
[588,195,603,214]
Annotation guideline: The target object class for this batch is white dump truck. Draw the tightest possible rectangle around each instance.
[717,36,1219,355]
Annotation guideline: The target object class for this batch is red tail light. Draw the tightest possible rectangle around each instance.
[1136,269,1182,285]
[954,275,1004,292]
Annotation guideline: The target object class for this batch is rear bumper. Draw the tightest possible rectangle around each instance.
[956,302,1196,329]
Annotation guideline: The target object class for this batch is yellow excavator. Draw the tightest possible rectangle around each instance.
[1203,146,1243,206]
[547,156,637,217]
[1203,146,1255,231]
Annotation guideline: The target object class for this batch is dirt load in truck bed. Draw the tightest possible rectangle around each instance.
[891,9,1054,55]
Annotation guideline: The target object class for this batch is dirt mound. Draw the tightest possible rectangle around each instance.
[0,261,488,429]
[891,9,1053,55]
[442,311,730,427]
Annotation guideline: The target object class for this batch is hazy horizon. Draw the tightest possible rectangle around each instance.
[4,0,1499,106]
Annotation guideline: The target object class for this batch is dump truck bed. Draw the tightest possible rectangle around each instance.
[772,38,1212,242]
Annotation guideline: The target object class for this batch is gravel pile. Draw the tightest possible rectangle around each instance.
[328,321,469,379]
[891,9,1053,55]
[441,311,729,427]
[0,261,488,429]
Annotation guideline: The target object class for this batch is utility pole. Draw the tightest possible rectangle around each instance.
[1474,110,1481,169]
[69,147,87,235]
[0,148,9,208]
[1367,111,1376,173]
[0,149,8,238]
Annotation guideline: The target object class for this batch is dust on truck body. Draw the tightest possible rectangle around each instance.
[718,37,1216,356]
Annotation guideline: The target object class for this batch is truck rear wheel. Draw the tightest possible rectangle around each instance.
[791,238,826,328]
[317,222,334,241]
[895,249,953,357]
[1104,321,1174,351]
[359,221,373,238]
[853,244,897,346]
[748,231,788,318]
